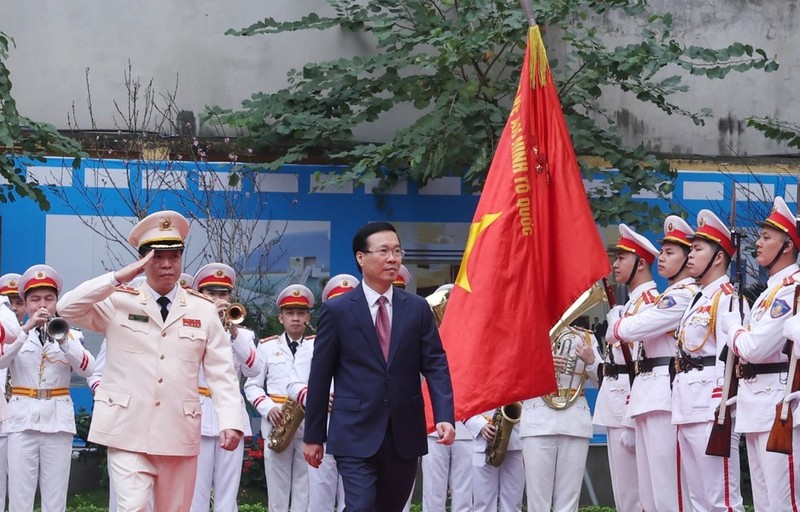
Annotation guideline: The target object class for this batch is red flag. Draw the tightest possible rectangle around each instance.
[430,26,611,425]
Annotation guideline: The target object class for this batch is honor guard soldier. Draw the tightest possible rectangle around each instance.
[57,210,246,512]
[606,218,697,512]
[674,210,745,511]
[520,317,602,512]
[393,265,412,290]
[0,273,25,324]
[191,263,260,512]
[593,224,659,512]
[720,196,800,511]
[0,272,22,512]
[288,275,358,512]
[244,284,315,512]
[0,265,92,512]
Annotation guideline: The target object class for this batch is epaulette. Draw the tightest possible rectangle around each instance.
[720,282,735,295]
[186,288,215,303]
[259,335,279,344]
[115,285,138,295]
[642,290,658,304]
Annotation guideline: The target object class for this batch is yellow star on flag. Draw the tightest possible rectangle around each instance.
[455,211,502,293]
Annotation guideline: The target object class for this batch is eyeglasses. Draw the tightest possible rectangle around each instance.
[363,248,405,259]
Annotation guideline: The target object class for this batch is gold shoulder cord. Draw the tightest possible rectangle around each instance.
[678,289,723,353]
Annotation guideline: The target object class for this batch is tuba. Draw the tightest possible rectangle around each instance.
[425,285,452,327]
[542,282,607,410]
[267,398,305,453]
[485,401,523,467]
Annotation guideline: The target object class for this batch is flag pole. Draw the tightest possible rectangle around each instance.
[518,0,537,27]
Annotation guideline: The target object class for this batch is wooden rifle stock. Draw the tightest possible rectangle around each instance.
[603,278,635,387]
[766,285,800,454]
[706,346,739,457]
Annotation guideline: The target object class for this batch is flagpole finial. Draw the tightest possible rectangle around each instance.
[519,0,537,27]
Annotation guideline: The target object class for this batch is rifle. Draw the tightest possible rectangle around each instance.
[766,205,800,453]
[603,278,635,387]
[706,186,743,458]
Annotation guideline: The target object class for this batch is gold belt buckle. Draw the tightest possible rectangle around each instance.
[36,389,52,399]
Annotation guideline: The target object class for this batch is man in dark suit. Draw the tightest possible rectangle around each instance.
[303,222,456,511]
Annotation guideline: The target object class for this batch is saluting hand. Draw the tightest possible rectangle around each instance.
[114,250,154,285]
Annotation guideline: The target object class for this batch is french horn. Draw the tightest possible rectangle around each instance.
[542,283,607,409]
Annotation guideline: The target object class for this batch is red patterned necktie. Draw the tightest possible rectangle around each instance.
[375,296,391,361]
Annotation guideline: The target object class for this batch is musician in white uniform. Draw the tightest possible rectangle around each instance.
[673,210,744,511]
[288,275,357,512]
[593,224,658,512]
[0,265,93,512]
[244,284,315,512]
[606,218,697,512]
[0,273,23,512]
[191,263,260,512]
[720,196,800,511]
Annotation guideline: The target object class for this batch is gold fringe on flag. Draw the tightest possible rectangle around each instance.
[528,26,550,89]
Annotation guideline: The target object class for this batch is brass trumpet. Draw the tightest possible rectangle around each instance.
[223,303,247,329]
[45,316,70,343]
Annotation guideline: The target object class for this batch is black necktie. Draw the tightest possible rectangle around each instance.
[156,296,170,321]
[690,292,703,308]
[289,340,298,356]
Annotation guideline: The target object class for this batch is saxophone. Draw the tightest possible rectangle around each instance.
[266,398,305,453]
[484,401,523,467]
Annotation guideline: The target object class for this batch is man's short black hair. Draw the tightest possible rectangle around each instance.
[138,246,185,257]
[352,222,398,273]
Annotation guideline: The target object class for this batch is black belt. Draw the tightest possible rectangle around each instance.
[675,355,717,373]
[636,356,674,374]
[736,362,788,379]
[601,363,629,379]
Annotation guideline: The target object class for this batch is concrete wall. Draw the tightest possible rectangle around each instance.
[4,0,798,156]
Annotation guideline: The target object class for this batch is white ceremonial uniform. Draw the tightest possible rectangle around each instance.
[244,333,311,512]
[86,339,119,512]
[421,422,473,512]
[612,277,696,512]
[592,281,653,512]
[0,366,9,512]
[521,329,602,512]
[729,263,800,511]
[672,275,744,512]
[464,410,525,512]
[191,327,260,512]
[0,326,94,512]
[286,335,345,512]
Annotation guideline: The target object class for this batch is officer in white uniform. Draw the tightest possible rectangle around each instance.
[464,405,525,511]
[244,284,315,512]
[0,272,23,512]
[672,210,744,511]
[521,320,601,512]
[0,265,93,512]
[594,224,659,512]
[720,196,800,511]
[606,219,697,512]
[421,284,473,512]
[288,275,358,512]
[191,264,260,512]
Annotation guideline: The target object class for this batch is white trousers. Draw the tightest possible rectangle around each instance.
[264,437,308,512]
[421,438,472,512]
[471,450,524,512]
[0,435,7,512]
[634,410,683,512]
[190,435,245,512]
[522,434,589,512]
[677,422,743,512]
[744,430,800,512]
[8,430,72,512]
[309,448,344,512]
[605,426,640,512]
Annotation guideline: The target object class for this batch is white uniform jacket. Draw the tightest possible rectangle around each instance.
[593,281,656,427]
[730,264,800,433]
[610,278,697,418]
[245,333,313,437]
[198,326,259,437]
[0,327,93,434]
[464,409,522,467]
[56,273,245,456]
[672,275,743,424]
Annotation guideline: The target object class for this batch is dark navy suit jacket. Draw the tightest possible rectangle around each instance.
[304,284,454,459]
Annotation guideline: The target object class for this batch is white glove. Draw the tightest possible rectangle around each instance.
[783,391,800,406]
[619,428,635,451]
[605,306,624,342]
[783,315,800,352]
[725,396,737,407]
[717,309,742,337]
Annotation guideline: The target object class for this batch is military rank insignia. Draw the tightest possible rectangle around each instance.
[771,299,791,318]
[183,318,201,328]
